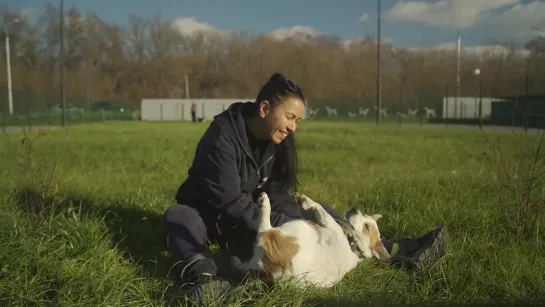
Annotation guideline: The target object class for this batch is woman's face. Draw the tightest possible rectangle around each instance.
[258,97,305,144]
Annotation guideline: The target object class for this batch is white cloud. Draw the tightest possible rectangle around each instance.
[482,1,545,39]
[169,19,325,43]
[386,0,521,29]
[19,8,35,19]
[358,13,369,23]
[171,17,232,37]
[268,25,322,41]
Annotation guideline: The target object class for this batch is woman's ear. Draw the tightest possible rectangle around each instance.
[259,100,270,118]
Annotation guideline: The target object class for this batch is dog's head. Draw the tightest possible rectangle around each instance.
[343,208,390,262]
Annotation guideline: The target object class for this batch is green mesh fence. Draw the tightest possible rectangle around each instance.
[0,88,139,128]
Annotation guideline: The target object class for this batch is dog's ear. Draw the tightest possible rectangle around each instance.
[371,214,382,221]
[344,207,360,219]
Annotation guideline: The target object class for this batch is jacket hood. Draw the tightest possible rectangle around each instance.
[213,101,276,164]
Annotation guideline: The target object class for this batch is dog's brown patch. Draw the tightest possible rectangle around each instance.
[365,224,382,250]
[258,229,300,279]
[306,220,321,229]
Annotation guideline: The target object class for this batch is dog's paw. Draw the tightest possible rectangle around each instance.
[293,192,313,210]
[257,192,270,209]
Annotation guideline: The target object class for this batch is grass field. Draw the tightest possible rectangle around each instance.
[1,120,544,306]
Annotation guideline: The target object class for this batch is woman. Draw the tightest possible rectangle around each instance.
[163,73,448,302]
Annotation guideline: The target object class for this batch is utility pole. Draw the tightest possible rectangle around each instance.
[3,17,18,116]
[375,0,381,124]
[4,24,12,115]
[60,0,66,127]
[455,30,461,119]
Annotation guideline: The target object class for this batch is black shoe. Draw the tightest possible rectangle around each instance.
[390,225,449,271]
[179,273,234,304]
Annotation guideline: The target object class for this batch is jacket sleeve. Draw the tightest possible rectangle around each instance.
[193,127,297,231]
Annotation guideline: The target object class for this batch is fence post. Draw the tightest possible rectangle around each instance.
[27,109,31,132]
[478,79,483,130]
[445,86,449,127]
[419,94,423,126]
[524,72,529,132]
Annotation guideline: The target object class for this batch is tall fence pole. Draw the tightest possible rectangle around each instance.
[60,0,66,127]
[375,0,381,124]
[445,86,449,127]
[419,95,423,126]
[478,79,483,130]
[524,71,529,132]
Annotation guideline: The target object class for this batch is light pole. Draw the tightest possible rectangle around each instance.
[375,0,381,124]
[473,68,482,130]
[455,30,461,119]
[60,0,66,127]
[3,17,18,116]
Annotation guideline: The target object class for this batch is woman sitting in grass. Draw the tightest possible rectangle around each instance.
[163,72,449,303]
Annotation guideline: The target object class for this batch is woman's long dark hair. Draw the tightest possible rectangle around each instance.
[254,73,306,193]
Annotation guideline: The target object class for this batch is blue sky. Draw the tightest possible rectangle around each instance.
[6,0,545,48]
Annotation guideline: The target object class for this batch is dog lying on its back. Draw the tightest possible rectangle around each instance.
[230,192,391,288]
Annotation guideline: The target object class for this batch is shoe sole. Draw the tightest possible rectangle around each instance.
[415,225,449,271]
[390,225,449,271]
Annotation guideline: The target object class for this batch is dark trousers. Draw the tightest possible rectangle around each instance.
[163,202,347,281]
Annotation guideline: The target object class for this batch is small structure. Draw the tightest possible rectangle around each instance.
[141,98,312,121]
[140,98,253,121]
[442,96,499,119]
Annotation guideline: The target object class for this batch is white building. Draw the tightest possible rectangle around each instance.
[442,96,504,119]
[140,98,252,121]
[141,98,310,121]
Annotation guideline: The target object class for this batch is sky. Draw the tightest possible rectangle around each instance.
[5,0,545,49]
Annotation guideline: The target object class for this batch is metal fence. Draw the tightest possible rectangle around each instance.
[3,86,543,131]
[305,98,441,125]
[0,96,454,129]
[0,87,138,129]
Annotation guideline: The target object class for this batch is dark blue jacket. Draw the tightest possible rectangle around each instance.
[175,101,302,232]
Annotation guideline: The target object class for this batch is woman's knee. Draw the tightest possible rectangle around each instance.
[163,204,209,236]
[164,204,200,224]
[163,204,213,263]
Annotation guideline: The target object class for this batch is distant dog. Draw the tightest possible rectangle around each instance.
[230,192,390,288]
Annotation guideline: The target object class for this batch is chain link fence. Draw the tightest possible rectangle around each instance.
[0,88,139,130]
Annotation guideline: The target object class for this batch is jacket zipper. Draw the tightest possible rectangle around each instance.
[243,150,274,176]
[258,154,274,176]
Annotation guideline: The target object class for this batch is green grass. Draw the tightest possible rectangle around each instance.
[0,110,137,127]
[1,120,544,306]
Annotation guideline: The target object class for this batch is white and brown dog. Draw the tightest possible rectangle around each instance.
[230,192,391,288]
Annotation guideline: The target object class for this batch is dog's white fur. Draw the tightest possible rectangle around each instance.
[230,192,390,288]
